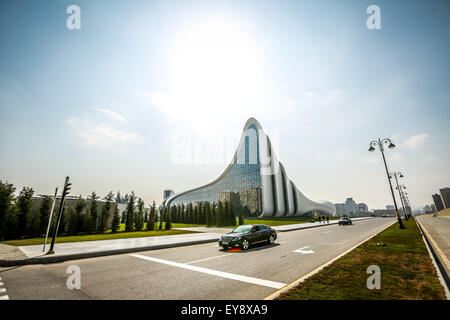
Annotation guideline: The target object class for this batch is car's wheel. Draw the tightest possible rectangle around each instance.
[268,235,275,245]
[241,239,250,250]
[222,245,229,250]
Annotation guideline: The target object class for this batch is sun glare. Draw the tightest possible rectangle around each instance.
[161,17,266,130]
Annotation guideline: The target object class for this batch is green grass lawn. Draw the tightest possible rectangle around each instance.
[276,218,446,300]
[1,226,196,247]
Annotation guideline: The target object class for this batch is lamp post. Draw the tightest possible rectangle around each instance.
[391,171,408,221]
[369,138,405,229]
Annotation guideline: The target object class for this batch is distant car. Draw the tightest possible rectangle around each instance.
[219,224,277,250]
[381,214,388,217]
[310,219,315,223]
[338,217,352,226]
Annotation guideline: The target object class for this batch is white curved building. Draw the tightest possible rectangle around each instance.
[163,118,336,217]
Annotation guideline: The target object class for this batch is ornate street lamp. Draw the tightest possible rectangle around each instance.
[392,172,408,220]
[369,138,405,229]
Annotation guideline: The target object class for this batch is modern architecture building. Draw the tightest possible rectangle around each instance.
[440,188,450,209]
[432,193,445,212]
[162,118,336,217]
[163,189,175,200]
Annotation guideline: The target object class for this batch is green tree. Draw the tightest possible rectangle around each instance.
[135,198,145,231]
[205,202,212,227]
[125,192,136,232]
[1,207,18,240]
[36,195,53,236]
[58,204,67,236]
[75,197,87,234]
[165,206,173,230]
[147,201,156,231]
[158,207,163,230]
[16,187,34,237]
[229,201,236,226]
[88,191,99,232]
[111,204,120,233]
[0,180,16,236]
[99,191,114,232]
[238,211,244,225]
[217,201,224,227]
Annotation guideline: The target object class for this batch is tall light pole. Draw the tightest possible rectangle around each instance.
[47,176,71,255]
[391,171,408,221]
[369,138,405,229]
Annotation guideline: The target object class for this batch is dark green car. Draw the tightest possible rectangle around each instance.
[219,224,277,250]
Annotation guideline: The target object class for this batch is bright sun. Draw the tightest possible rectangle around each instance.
[160,17,265,129]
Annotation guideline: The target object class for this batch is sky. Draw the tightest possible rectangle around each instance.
[0,0,449,210]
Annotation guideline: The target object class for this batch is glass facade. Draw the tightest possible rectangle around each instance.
[170,124,263,215]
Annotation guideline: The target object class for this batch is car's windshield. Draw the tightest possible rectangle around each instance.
[232,226,252,233]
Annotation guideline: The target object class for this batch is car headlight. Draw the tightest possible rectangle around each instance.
[233,236,242,241]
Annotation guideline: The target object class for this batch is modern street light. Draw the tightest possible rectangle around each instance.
[391,171,408,221]
[369,138,405,229]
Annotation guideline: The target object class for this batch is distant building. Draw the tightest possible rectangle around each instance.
[440,188,450,209]
[335,203,347,216]
[424,205,433,214]
[373,209,396,217]
[334,198,360,217]
[358,203,369,212]
[386,205,395,210]
[430,204,437,213]
[432,193,445,212]
[345,198,358,216]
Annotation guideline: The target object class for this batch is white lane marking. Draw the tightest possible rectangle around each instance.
[213,245,219,247]
[293,246,315,255]
[130,253,286,289]
[0,295,9,300]
[0,288,6,293]
[186,255,229,265]
[279,241,287,244]
[0,282,3,286]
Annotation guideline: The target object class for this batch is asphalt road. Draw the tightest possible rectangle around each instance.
[0,218,395,300]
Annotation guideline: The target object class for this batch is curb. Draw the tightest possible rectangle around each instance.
[415,219,450,300]
[0,238,218,267]
[264,219,397,300]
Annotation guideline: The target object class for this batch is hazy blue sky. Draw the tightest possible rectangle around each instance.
[1,0,449,210]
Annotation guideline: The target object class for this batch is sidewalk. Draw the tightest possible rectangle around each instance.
[0,232,221,267]
[0,217,375,267]
[416,215,450,278]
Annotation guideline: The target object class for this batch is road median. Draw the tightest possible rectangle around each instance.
[272,218,447,300]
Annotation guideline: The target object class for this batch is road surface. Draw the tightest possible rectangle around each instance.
[0,218,395,300]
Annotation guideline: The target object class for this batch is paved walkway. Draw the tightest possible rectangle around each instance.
[416,215,450,277]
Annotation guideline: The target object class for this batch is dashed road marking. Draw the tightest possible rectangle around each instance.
[0,288,6,293]
[279,241,287,244]
[0,295,9,300]
[130,253,286,289]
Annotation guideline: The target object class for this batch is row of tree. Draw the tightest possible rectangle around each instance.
[0,180,245,241]
[166,200,240,227]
